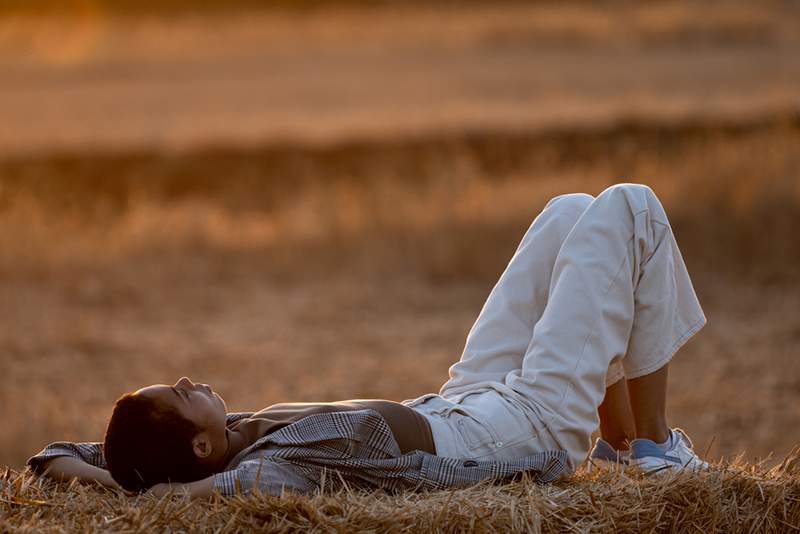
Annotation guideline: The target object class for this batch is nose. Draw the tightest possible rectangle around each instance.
[175,377,195,389]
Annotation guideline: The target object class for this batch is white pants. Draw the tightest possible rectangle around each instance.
[403,184,706,473]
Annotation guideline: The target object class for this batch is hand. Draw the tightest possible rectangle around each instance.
[147,476,214,500]
[147,482,188,498]
[41,458,124,491]
[98,470,121,490]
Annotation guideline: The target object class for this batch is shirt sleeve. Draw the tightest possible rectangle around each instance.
[212,455,317,496]
[26,442,106,473]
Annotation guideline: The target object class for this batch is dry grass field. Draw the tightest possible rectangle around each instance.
[2,113,799,531]
[1,1,800,531]
[3,463,800,532]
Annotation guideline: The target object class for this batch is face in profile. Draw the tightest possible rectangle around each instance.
[135,377,228,440]
[103,376,233,491]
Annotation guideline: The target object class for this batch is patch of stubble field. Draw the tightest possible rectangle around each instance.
[3,459,800,532]
[0,113,798,475]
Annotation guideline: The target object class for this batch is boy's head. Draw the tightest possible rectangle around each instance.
[103,377,229,492]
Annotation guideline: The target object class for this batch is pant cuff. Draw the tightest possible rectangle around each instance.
[623,315,707,380]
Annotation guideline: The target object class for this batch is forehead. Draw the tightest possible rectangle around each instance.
[134,384,174,401]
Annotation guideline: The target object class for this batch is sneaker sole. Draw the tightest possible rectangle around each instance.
[630,457,709,474]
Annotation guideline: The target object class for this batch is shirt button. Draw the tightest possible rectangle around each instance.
[495,441,503,447]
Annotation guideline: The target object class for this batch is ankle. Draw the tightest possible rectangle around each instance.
[600,434,630,451]
[635,425,670,444]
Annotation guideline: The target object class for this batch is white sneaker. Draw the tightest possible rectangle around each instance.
[587,437,630,472]
[629,428,709,474]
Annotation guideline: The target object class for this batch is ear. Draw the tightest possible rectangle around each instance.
[192,432,213,459]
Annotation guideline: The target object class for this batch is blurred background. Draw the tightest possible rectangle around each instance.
[0,0,798,470]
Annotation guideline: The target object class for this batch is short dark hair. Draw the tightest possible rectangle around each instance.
[103,393,211,492]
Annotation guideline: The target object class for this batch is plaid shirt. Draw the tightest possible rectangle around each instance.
[28,409,567,496]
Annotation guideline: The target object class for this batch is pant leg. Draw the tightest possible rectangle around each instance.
[439,193,594,399]
[606,360,625,387]
[503,183,706,471]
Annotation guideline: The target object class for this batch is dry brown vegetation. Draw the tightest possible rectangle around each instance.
[1,1,800,530]
[1,113,799,530]
[3,455,800,532]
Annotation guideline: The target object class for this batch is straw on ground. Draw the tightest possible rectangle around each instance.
[2,452,800,533]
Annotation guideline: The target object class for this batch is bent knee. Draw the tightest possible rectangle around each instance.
[597,183,670,224]
[601,182,658,201]
[543,192,594,215]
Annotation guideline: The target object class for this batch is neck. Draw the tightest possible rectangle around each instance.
[222,428,248,466]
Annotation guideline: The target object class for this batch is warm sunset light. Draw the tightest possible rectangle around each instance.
[1,1,798,532]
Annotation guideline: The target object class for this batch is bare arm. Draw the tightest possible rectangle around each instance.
[39,456,120,489]
[28,441,119,489]
[148,476,214,499]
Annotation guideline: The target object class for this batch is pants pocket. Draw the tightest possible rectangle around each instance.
[448,407,500,452]
[403,393,454,416]
[457,417,496,449]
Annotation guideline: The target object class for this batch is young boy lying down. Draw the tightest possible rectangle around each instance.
[29,184,709,498]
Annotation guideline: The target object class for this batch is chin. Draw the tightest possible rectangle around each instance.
[216,392,228,413]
